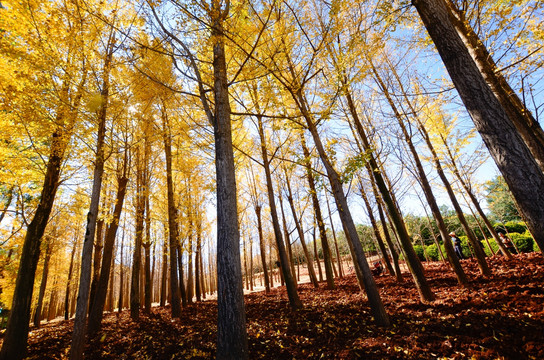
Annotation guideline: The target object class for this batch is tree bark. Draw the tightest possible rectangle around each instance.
[255,204,270,292]
[255,114,302,310]
[0,73,86,360]
[300,135,335,289]
[358,181,395,276]
[369,60,468,285]
[444,0,544,173]
[70,40,113,359]
[161,106,182,318]
[33,238,53,328]
[117,229,125,314]
[413,0,544,253]
[144,188,152,313]
[87,175,128,336]
[418,124,491,276]
[130,145,145,321]
[211,5,248,358]
[324,191,343,278]
[65,238,78,320]
[296,91,390,325]
[440,135,512,258]
[283,166,319,288]
[344,87,434,302]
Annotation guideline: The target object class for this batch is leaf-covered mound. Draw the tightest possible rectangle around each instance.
[5,252,544,359]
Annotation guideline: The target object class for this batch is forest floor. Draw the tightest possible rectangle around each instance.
[3,252,544,359]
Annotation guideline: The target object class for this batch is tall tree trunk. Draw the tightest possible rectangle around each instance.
[177,244,187,307]
[70,40,113,360]
[343,86,433,302]
[89,218,105,313]
[255,114,302,310]
[195,216,202,302]
[33,238,53,328]
[65,238,78,320]
[46,277,58,321]
[160,223,168,307]
[324,190,343,278]
[117,229,124,314]
[283,167,319,288]
[278,188,297,285]
[295,90,390,325]
[87,175,128,335]
[312,222,323,282]
[369,60,468,285]
[144,189,152,314]
[358,181,395,276]
[106,246,115,312]
[130,146,145,321]
[211,6,249,358]
[444,0,544,173]
[440,135,512,258]
[300,135,335,289]
[255,204,270,292]
[161,105,182,317]
[412,0,544,253]
[370,166,403,282]
[0,71,86,360]
[418,124,491,276]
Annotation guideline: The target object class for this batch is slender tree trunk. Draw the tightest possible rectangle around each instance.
[144,191,152,314]
[0,73,86,360]
[33,238,53,328]
[324,191,343,278]
[295,90,390,324]
[177,244,187,307]
[373,176,403,282]
[312,223,323,282]
[106,247,115,312]
[87,176,128,335]
[283,167,319,288]
[369,61,468,285]
[255,205,270,292]
[89,218,105,313]
[65,238,77,320]
[186,205,194,304]
[70,41,113,360]
[130,147,145,321]
[343,86,433,301]
[255,114,302,310]
[117,229,124,314]
[440,135,512,258]
[418,124,491,276]
[358,181,394,276]
[160,224,168,307]
[413,0,544,253]
[195,217,202,302]
[161,106,182,318]
[300,135,335,289]
[278,188,297,285]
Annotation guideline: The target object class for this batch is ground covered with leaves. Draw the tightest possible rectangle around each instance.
[5,252,544,359]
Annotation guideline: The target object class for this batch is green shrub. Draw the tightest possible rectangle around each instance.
[494,221,527,234]
[484,238,500,255]
[425,244,440,261]
[509,233,534,253]
[458,236,471,258]
[412,244,425,261]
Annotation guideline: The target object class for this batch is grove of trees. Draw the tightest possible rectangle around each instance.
[0,0,542,359]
